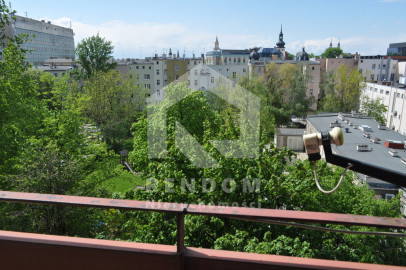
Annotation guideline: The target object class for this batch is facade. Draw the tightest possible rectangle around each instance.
[187,64,248,91]
[320,57,357,74]
[274,128,305,151]
[205,37,250,66]
[358,56,400,82]
[33,58,74,76]
[306,112,406,201]
[118,53,204,104]
[5,15,75,65]
[387,42,406,56]
[361,82,406,135]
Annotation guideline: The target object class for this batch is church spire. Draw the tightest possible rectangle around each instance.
[337,37,340,48]
[276,24,285,48]
[214,36,220,50]
[329,37,332,48]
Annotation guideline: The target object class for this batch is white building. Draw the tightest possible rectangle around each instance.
[362,81,406,135]
[358,56,402,82]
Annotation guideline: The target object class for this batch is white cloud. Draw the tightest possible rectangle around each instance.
[44,17,406,58]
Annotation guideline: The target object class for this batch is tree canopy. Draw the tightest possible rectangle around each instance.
[319,64,365,112]
[75,33,116,79]
[321,47,343,58]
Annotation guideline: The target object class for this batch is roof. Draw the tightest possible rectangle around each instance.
[307,113,406,187]
[389,42,406,48]
[277,128,306,136]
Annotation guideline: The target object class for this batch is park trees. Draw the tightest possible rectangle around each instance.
[79,69,146,150]
[321,47,343,59]
[95,83,406,265]
[320,64,365,112]
[75,33,116,79]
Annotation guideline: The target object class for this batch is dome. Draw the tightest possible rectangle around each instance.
[276,39,285,48]
[297,47,309,61]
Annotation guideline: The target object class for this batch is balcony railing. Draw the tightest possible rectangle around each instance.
[0,190,405,270]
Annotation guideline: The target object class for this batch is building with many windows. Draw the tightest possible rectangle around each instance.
[387,42,406,56]
[4,15,75,65]
[361,81,406,135]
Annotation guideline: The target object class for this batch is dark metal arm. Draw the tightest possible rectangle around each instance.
[321,131,406,188]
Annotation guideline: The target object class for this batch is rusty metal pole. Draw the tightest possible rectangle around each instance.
[176,213,185,270]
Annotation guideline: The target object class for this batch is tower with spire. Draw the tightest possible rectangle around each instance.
[329,37,332,48]
[276,25,285,49]
[276,24,286,59]
[337,37,340,49]
[214,36,220,51]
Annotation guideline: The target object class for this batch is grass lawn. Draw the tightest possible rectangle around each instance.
[104,173,145,193]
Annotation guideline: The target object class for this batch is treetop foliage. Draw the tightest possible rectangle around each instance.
[75,33,117,79]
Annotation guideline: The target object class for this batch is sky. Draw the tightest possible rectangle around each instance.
[10,0,406,59]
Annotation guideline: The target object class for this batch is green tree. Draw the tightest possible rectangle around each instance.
[75,33,116,79]
[322,64,365,112]
[321,47,343,58]
[97,84,406,266]
[360,96,387,124]
[79,70,145,149]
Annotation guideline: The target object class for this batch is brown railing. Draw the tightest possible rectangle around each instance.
[0,190,405,270]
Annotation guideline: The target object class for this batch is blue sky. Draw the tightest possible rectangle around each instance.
[11,0,406,59]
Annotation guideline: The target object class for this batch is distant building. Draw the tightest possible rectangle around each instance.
[362,82,406,135]
[274,128,305,151]
[387,42,406,56]
[357,55,405,82]
[4,15,75,65]
[306,112,406,200]
[33,58,74,77]
[205,37,250,66]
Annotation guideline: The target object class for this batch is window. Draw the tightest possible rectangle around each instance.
[149,66,151,69]
[243,68,246,72]
[194,80,197,86]
[175,65,179,71]
[157,69,160,75]
[359,69,362,73]
[194,70,198,75]
[372,64,376,69]
[136,66,139,69]
[211,77,214,83]
[380,89,383,94]
[224,58,227,64]
[243,58,246,63]
[390,73,394,81]
[397,93,400,98]
[374,88,377,92]
[157,80,160,85]
[232,72,236,78]
[144,84,151,89]
[142,66,145,69]
[369,86,373,91]
[157,90,160,96]
[229,58,231,63]
[311,77,314,83]
[312,66,315,70]
[156,61,159,64]
[144,74,150,80]
[233,58,236,63]
[383,64,386,68]
[238,58,241,63]
[385,91,389,95]
[194,61,196,65]
[175,75,179,80]
[309,89,313,96]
